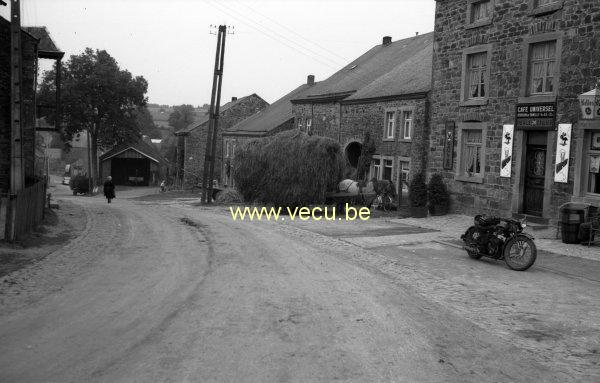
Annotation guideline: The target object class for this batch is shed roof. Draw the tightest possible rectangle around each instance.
[293,32,433,102]
[225,82,318,136]
[23,26,64,59]
[100,138,167,164]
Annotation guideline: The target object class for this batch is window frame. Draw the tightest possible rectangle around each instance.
[306,118,312,135]
[401,110,413,141]
[297,117,304,130]
[455,122,488,184]
[460,44,493,107]
[528,0,564,16]
[466,0,494,29]
[383,110,396,141]
[519,32,563,104]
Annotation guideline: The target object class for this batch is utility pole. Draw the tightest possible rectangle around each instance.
[10,0,24,194]
[202,25,228,204]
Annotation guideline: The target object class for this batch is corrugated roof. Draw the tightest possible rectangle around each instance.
[175,94,264,135]
[344,43,432,100]
[294,32,433,101]
[99,137,167,164]
[225,82,318,135]
[23,26,63,57]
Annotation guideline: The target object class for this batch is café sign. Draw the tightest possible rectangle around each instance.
[578,87,600,120]
[515,102,557,130]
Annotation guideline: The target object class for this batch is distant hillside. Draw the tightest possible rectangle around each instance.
[147,104,209,132]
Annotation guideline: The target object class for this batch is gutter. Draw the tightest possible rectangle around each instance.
[340,91,429,105]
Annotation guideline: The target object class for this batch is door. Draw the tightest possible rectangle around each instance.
[523,132,547,216]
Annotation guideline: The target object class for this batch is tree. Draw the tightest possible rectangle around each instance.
[355,131,377,182]
[38,48,148,185]
[135,107,162,139]
[168,104,196,131]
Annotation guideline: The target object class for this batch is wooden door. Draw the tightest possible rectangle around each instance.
[523,132,547,216]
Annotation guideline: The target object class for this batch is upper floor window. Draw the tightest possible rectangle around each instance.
[529,41,556,95]
[384,111,396,140]
[467,0,493,28]
[297,117,304,130]
[402,111,413,140]
[471,0,491,22]
[529,0,563,16]
[467,52,488,99]
[306,118,312,135]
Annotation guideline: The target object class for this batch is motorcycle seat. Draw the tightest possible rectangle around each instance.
[474,215,501,227]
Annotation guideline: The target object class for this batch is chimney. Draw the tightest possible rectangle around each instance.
[382,36,392,46]
[307,74,315,85]
[231,96,237,102]
[416,32,419,36]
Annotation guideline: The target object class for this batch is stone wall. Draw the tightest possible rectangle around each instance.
[0,20,38,192]
[430,0,600,219]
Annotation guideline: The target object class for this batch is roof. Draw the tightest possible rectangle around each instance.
[225,82,318,136]
[23,26,64,59]
[293,32,433,102]
[99,138,167,164]
[175,94,265,135]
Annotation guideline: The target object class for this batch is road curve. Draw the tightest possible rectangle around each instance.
[0,194,563,382]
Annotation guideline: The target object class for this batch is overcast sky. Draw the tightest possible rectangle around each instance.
[1,0,435,106]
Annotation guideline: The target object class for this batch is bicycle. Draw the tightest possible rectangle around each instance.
[373,192,394,212]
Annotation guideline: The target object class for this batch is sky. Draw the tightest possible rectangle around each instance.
[1,0,435,106]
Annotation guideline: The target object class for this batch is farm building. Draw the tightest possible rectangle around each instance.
[99,138,168,186]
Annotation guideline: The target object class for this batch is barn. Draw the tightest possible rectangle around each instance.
[99,139,168,186]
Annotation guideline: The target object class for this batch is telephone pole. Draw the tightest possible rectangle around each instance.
[202,25,228,204]
[10,0,24,193]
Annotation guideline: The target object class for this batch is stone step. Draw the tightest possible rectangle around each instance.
[512,213,551,230]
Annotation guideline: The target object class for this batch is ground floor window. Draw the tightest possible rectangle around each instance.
[587,132,600,194]
[455,122,487,183]
[370,155,394,181]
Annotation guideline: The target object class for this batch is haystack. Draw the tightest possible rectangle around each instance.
[232,130,345,206]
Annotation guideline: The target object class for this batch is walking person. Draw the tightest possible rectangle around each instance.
[103,176,116,203]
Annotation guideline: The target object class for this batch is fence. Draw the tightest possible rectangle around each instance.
[1,179,47,242]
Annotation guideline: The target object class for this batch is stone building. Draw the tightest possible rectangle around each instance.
[0,17,62,193]
[221,76,318,187]
[174,94,267,187]
[292,33,433,195]
[429,0,600,222]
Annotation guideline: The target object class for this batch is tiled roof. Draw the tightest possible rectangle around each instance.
[175,94,264,135]
[293,32,433,102]
[225,82,318,135]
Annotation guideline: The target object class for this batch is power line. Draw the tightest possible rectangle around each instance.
[202,0,345,70]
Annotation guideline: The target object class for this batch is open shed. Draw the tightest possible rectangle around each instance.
[100,139,167,186]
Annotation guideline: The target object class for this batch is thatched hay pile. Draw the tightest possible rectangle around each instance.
[232,130,345,206]
[215,188,244,203]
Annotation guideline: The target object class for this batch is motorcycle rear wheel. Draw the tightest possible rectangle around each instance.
[503,235,537,271]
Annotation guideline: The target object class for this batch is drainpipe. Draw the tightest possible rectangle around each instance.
[338,103,342,143]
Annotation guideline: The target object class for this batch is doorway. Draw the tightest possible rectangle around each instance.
[523,131,547,216]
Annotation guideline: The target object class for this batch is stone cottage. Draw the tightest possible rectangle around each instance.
[429,0,600,222]
[174,94,268,187]
[221,76,318,187]
[291,33,433,196]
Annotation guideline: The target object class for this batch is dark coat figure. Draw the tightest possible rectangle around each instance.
[103,177,116,203]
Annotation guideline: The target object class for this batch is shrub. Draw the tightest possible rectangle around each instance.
[408,172,427,207]
[69,174,89,193]
[427,173,449,206]
[355,131,377,182]
[215,188,244,204]
[232,130,345,207]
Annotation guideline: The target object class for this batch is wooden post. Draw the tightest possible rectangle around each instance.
[10,0,24,194]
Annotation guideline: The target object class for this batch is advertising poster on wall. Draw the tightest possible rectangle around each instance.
[500,125,514,178]
[554,124,572,183]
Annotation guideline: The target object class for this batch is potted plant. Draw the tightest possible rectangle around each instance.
[408,172,428,218]
[427,173,449,216]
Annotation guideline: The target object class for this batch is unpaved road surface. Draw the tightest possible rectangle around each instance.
[0,186,597,382]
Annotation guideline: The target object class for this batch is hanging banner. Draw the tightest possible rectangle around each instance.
[500,124,514,178]
[443,121,455,170]
[554,123,572,183]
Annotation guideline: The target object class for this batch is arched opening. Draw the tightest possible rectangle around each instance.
[345,141,362,168]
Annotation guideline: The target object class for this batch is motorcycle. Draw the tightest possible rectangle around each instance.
[461,215,537,271]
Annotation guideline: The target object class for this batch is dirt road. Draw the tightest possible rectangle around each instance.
[0,187,591,382]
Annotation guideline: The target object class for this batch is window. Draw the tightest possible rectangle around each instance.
[306,118,312,135]
[529,41,556,95]
[467,0,493,28]
[384,111,396,140]
[536,0,558,5]
[456,122,487,183]
[464,130,483,175]
[399,160,410,184]
[471,0,491,22]
[371,157,381,180]
[401,111,413,140]
[467,52,488,99]
[587,133,600,195]
[297,117,304,130]
[460,44,492,106]
[383,159,393,181]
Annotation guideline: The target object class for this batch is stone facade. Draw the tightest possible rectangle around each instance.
[0,19,39,193]
[178,95,268,187]
[430,0,600,221]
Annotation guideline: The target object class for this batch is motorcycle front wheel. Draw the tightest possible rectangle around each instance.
[503,235,537,271]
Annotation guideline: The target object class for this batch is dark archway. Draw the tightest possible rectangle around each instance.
[345,141,363,168]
